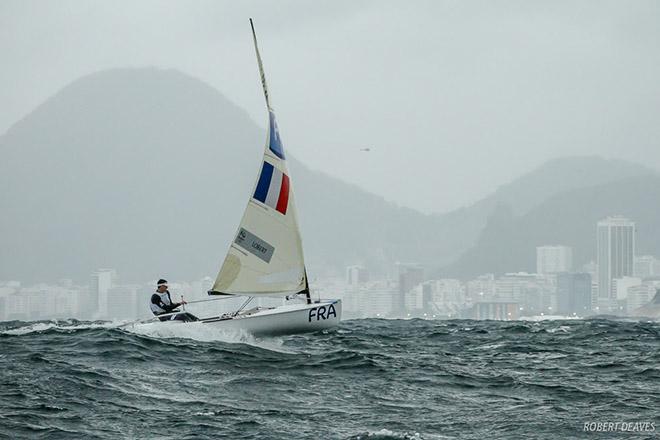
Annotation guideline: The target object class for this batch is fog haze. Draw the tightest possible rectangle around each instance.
[2,1,659,213]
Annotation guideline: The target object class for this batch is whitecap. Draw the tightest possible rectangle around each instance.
[352,429,451,440]
[547,325,572,333]
[472,342,505,350]
[1,320,126,336]
[123,320,295,354]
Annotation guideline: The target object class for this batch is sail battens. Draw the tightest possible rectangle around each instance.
[229,244,249,257]
[249,200,269,211]
[264,154,280,162]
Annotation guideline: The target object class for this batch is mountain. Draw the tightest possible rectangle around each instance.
[431,156,655,269]
[466,156,653,217]
[0,68,655,284]
[0,68,444,283]
[441,175,660,279]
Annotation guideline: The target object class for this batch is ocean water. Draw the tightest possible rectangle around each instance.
[0,318,658,440]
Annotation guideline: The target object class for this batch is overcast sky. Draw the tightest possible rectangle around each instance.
[1,0,659,213]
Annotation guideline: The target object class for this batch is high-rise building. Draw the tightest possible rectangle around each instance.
[466,274,496,302]
[495,272,555,315]
[536,245,573,274]
[370,288,398,318]
[597,217,635,311]
[346,287,397,319]
[612,276,643,315]
[612,276,642,301]
[429,279,466,318]
[396,263,424,316]
[346,265,369,288]
[404,284,425,316]
[471,301,518,320]
[591,281,599,312]
[90,269,117,319]
[3,293,30,321]
[556,272,592,316]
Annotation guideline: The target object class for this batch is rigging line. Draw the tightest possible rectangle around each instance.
[185,296,237,305]
[233,296,254,317]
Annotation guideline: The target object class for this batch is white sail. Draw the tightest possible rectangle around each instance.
[210,20,307,296]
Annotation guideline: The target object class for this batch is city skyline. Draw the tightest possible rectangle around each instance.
[3,215,659,322]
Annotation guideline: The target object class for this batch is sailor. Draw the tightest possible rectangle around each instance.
[150,279,186,321]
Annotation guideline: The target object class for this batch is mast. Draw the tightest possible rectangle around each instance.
[250,18,271,110]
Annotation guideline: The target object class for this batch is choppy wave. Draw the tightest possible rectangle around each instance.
[0,318,658,439]
[1,319,125,336]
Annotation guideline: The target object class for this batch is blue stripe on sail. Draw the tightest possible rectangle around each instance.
[268,111,285,160]
[254,162,274,203]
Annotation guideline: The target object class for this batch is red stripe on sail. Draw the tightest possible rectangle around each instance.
[276,174,290,214]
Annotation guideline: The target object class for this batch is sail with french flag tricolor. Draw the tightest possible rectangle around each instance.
[254,161,290,215]
[209,21,307,296]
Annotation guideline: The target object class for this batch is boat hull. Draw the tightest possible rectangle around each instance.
[199,299,342,337]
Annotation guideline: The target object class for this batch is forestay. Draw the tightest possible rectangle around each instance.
[209,20,307,297]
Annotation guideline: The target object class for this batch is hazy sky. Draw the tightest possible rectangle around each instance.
[1,0,659,213]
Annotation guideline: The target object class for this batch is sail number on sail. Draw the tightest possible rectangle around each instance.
[234,228,275,263]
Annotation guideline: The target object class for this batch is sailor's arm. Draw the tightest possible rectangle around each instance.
[165,292,186,310]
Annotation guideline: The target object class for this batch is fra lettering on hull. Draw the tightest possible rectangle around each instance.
[308,304,337,322]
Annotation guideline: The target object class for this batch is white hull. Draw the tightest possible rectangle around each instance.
[199,299,342,337]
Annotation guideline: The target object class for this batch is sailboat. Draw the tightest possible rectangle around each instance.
[154,20,341,336]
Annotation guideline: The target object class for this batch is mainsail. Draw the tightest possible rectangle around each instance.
[209,20,307,296]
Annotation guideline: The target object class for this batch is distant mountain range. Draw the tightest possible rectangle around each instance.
[431,156,656,278]
[440,174,660,279]
[0,68,657,283]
